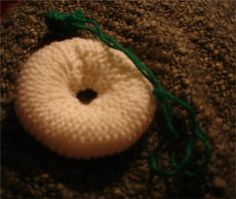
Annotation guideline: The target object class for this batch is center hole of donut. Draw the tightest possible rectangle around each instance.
[76,89,97,104]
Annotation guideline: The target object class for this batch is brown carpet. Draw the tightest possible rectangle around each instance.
[1,1,235,198]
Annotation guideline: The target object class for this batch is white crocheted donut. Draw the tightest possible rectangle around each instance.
[15,38,156,159]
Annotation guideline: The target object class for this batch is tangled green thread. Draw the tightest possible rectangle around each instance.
[45,10,211,177]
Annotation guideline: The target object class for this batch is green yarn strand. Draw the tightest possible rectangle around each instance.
[45,10,211,177]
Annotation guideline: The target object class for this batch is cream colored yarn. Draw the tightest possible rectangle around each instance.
[15,38,156,159]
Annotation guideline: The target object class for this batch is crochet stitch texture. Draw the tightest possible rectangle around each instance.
[15,38,156,158]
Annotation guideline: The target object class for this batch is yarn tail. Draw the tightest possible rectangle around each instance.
[45,10,211,177]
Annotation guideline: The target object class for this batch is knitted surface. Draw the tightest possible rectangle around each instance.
[15,38,156,159]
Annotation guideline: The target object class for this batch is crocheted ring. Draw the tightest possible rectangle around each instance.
[15,38,156,159]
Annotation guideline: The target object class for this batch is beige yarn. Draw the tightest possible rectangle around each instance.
[15,38,156,159]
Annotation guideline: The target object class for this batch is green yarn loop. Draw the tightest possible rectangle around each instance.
[45,10,211,177]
